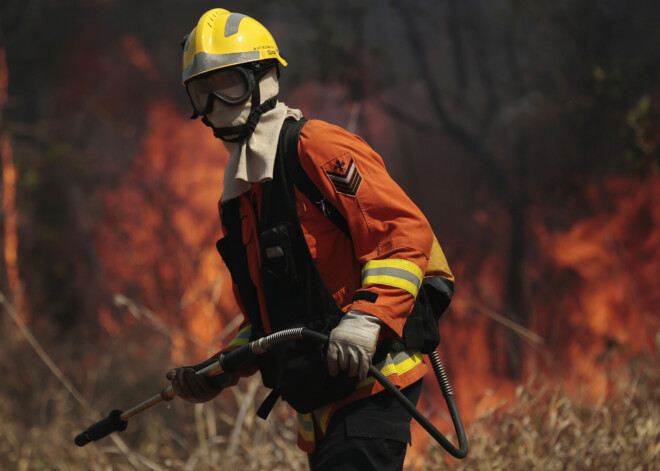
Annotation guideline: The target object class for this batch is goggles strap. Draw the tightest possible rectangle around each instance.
[203,97,278,143]
[246,97,278,133]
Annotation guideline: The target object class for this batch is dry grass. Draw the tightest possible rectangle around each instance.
[0,310,309,471]
[426,333,660,471]
[1,310,658,470]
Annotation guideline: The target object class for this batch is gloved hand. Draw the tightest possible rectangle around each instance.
[327,310,382,382]
[166,356,233,403]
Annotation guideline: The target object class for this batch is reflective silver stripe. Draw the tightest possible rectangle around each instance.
[361,266,421,289]
[372,348,419,370]
[225,13,247,37]
[355,348,424,388]
[361,259,424,297]
[390,349,421,365]
[182,51,261,82]
[362,258,424,297]
[297,413,314,433]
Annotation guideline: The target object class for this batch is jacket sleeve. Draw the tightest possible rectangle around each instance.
[298,120,434,337]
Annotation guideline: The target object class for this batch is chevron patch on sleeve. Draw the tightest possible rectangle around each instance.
[322,154,362,196]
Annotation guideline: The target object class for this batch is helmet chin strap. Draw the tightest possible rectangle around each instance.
[202,82,278,142]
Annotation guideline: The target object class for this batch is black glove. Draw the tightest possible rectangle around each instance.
[166,357,233,403]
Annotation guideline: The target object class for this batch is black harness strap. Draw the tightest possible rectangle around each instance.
[216,199,264,333]
[282,119,351,238]
[248,118,357,417]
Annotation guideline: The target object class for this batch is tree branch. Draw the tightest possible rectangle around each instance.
[392,0,508,189]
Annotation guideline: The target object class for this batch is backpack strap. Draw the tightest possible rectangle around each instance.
[255,118,352,421]
[256,389,281,420]
[281,118,351,238]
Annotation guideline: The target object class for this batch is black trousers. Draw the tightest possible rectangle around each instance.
[308,379,423,471]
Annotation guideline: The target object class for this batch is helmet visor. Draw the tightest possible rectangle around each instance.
[186,67,253,115]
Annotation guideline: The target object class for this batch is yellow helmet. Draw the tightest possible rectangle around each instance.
[182,8,287,84]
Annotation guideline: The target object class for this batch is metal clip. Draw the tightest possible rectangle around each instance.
[266,246,285,259]
[317,198,330,217]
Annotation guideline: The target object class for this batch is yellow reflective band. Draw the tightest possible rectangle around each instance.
[297,412,315,442]
[361,259,423,298]
[380,351,424,376]
[356,349,425,388]
[227,324,252,348]
[315,404,334,435]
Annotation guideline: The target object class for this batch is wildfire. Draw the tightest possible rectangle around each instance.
[121,35,157,80]
[92,74,659,465]
[94,97,233,363]
[406,174,660,464]
[538,175,660,395]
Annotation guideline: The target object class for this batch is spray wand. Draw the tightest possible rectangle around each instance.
[74,327,468,459]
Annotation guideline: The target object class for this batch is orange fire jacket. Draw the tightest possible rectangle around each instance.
[219,119,439,452]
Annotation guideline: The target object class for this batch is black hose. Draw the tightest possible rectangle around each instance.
[74,327,468,458]
[369,364,468,458]
[302,328,468,459]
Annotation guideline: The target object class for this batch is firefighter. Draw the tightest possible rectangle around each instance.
[167,8,453,471]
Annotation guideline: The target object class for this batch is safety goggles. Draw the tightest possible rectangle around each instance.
[186,64,273,117]
[186,67,255,117]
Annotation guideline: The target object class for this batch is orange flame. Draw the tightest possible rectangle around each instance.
[121,35,157,80]
[93,76,659,465]
[407,174,660,466]
[0,45,27,320]
[94,97,235,362]
[538,175,660,395]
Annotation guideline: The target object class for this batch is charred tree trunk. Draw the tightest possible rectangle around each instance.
[392,0,534,379]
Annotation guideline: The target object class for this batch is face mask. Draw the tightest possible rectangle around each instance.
[204,97,251,133]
